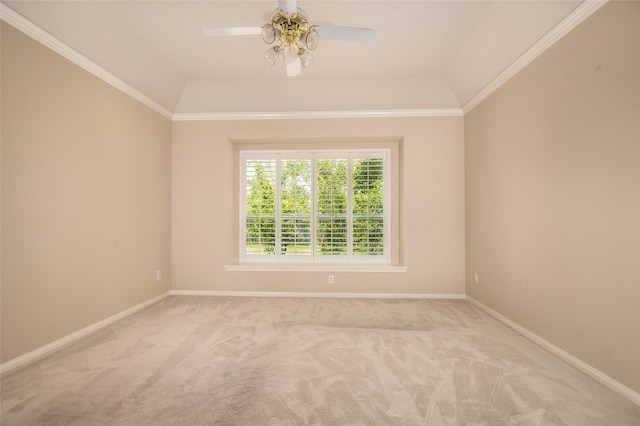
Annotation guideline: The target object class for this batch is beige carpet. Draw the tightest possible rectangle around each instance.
[1,296,639,425]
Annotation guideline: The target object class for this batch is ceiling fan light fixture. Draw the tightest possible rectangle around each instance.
[302,27,319,50]
[299,48,314,68]
[263,46,280,65]
[261,23,278,44]
[261,8,316,72]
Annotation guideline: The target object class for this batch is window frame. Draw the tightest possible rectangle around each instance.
[239,149,391,266]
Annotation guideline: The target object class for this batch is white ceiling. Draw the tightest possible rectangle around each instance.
[2,1,588,116]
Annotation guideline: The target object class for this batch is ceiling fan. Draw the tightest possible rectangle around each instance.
[202,0,376,77]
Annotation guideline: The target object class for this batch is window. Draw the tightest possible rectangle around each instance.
[240,150,390,265]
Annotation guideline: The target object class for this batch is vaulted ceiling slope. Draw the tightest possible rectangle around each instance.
[1,1,606,118]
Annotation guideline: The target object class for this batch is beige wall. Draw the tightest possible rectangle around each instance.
[5,0,636,400]
[1,23,172,363]
[172,117,466,295]
[465,0,640,394]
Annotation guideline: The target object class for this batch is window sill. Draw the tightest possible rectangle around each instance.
[224,264,408,273]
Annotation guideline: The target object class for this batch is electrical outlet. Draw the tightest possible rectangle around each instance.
[156,270,162,281]
[474,273,479,284]
[328,275,335,284]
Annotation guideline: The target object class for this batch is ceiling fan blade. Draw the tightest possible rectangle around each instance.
[279,0,297,15]
[316,26,376,43]
[202,26,262,37]
[285,46,302,77]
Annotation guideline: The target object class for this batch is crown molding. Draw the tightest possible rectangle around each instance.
[0,3,173,120]
[0,3,461,123]
[462,0,609,114]
[0,5,461,124]
[172,108,464,121]
[2,0,609,121]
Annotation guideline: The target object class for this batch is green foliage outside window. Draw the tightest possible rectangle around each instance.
[280,159,312,255]
[244,155,384,257]
[245,160,276,254]
[316,159,348,254]
[353,158,385,255]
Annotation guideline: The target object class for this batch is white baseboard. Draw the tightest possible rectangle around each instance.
[11,290,635,408]
[171,290,465,299]
[466,296,640,408]
[0,292,171,377]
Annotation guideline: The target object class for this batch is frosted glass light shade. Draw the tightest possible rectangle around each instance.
[263,47,279,65]
[299,49,314,67]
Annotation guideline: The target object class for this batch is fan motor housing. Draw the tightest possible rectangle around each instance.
[271,9,309,46]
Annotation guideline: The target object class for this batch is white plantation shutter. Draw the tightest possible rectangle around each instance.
[315,158,348,257]
[280,158,312,256]
[352,156,385,256]
[240,150,389,264]
[243,157,276,257]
